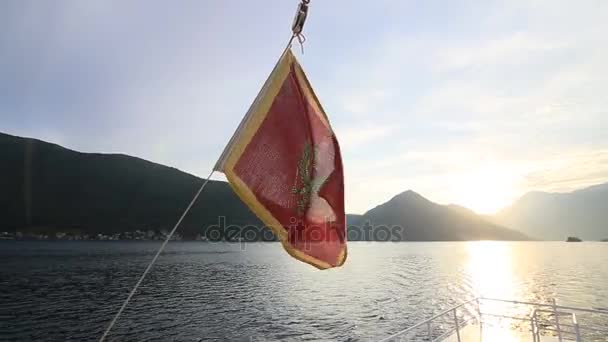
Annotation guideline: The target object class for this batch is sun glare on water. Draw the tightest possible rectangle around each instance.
[466,241,528,340]
[467,241,516,299]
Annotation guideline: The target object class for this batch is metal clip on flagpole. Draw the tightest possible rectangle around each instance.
[289,0,310,53]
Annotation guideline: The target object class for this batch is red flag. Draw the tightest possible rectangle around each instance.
[215,49,347,269]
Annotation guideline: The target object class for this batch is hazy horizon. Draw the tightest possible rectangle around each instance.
[6,129,608,218]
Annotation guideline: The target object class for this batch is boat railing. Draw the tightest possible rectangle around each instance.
[377,297,608,342]
[377,298,479,342]
[485,297,608,342]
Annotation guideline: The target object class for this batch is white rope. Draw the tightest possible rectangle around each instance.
[99,170,215,342]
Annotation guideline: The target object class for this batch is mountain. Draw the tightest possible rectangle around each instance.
[346,214,364,226]
[356,190,529,241]
[1,131,528,241]
[494,184,608,240]
[0,132,265,239]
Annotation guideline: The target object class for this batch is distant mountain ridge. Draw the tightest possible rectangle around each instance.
[2,131,528,241]
[0,132,265,239]
[356,190,529,241]
[493,183,608,240]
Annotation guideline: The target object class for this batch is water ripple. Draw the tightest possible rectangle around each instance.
[1,241,607,341]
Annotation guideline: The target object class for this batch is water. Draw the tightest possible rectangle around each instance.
[1,241,607,341]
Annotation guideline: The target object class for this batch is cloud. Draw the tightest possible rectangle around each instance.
[521,149,608,192]
[335,123,394,149]
[3,0,608,214]
[431,32,570,73]
[336,0,608,213]
[345,141,608,214]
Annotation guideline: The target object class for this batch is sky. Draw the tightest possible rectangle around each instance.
[1,0,607,214]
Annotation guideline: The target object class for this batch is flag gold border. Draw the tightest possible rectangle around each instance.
[222,49,347,269]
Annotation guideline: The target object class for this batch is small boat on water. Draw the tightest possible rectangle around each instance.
[378,297,608,341]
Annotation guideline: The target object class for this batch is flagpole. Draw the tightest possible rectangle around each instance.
[99,1,313,340]
[99,170,215,342]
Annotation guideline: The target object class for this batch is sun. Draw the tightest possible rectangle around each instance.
[451,161,521,214]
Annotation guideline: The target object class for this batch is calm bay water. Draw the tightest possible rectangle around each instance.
[1,241,607,341]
